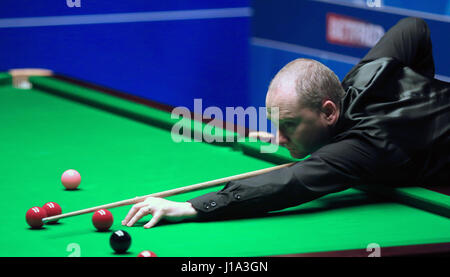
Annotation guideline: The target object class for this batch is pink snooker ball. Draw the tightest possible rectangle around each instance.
[61,169,81,190]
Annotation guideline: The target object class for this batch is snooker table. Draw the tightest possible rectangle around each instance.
[0,70,449,258]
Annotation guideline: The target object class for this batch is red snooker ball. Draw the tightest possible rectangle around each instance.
[137,250,157,257]
[42,202,62,224]
[92,209,113,231]
[26,207,48,229]
[61,169,81,190]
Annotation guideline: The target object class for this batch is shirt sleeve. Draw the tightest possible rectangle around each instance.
[187,138,386,220]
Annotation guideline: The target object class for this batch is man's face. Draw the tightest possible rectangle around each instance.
[267,90,337,158]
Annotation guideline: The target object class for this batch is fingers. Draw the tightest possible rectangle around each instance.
[144,210,164,229]
[121,197,193,229]
[122,202,147,226]
[126,206,150,227]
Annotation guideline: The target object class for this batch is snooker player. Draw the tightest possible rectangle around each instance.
[122,17,450,229]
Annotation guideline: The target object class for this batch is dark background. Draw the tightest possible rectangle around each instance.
[1,0,449,124]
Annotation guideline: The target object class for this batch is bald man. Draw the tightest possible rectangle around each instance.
[122,17,449,228]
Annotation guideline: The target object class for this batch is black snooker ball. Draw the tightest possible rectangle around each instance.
[110,230,131,254]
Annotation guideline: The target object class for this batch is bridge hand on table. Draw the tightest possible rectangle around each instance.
[121,197,198,229]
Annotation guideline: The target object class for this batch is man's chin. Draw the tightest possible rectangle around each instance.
[288,149,309,159]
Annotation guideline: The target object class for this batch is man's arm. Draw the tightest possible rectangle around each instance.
[187,138,392,220]
[121,137,409,226]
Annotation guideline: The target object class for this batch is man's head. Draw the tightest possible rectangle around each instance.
[266,58,345,158]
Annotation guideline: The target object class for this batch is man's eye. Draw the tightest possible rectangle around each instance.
[280,122,294,133]
[284,122,295,129]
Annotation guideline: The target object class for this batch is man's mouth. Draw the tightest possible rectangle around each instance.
[286,146,297,153]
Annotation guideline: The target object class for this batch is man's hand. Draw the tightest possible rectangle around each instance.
[121,197,198,229]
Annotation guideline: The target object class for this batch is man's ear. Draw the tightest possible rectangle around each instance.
[321,100,339,124]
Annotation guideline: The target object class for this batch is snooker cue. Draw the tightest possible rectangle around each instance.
[42,162,295,223]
